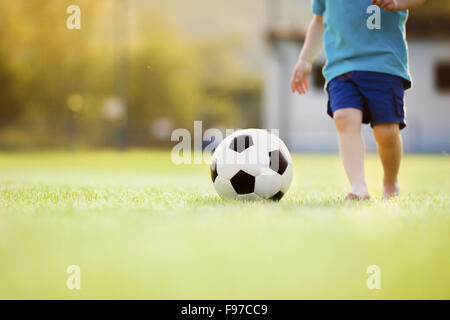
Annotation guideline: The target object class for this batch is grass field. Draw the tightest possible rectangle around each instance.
[0,151,449,299]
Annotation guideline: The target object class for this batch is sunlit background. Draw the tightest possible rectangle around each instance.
[1,0,448,151]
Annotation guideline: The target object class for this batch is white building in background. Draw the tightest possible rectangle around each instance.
[263,18,450,153]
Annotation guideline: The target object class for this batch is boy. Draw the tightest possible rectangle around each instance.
[291,0,426,200]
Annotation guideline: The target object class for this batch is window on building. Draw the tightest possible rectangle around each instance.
[435,62,450,92]
[312,64,325,89]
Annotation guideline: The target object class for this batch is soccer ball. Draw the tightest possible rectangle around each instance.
[210,129,293,201]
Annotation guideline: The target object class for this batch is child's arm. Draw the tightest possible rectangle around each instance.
[291,15,324,95]
[371,0,427,11]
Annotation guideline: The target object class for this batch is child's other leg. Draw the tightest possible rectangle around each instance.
[334,108,370,199]
[373,123,402,198]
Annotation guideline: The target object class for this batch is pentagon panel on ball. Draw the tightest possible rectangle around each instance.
[210,129,293,201]
[230,134,254,153]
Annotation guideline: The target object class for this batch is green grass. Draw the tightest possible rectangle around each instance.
[0,151,449,299]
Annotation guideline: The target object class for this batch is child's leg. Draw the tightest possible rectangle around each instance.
[334,108,370,198]
[373,123,402,198]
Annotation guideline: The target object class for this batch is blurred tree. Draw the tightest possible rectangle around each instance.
[0,0,262,149]
[128,13,201,146]
[0,0,110,147]
[0,52,21,128]
[195,37,262,130]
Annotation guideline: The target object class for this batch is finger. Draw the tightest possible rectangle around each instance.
[292,78,301,94]
[294,82,301,94]
[292,77,300,94]
[297,75,306,93]
[294,74,304,93]
[381,1,391,9]
[294,81,301,95]
[304,79,309,92]
[298,82,306,95]
[294,80,301,95]
[301,81,308,94]
[291,71,299,93]
[385,3,396,11]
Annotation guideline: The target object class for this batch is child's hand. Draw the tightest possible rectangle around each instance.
[371,0,400,11]
[291,60,312,95]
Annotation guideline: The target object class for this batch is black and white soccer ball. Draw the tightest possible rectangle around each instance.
[210,129,293,201]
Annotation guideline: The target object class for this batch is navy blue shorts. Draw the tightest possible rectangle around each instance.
[327,71,408,130]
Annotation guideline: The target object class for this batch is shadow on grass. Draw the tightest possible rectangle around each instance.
[191,193,376,210]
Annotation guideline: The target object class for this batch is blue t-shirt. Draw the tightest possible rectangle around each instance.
[312,0,411,88]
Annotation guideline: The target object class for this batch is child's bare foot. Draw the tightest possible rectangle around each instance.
[383,183,399,199]
[345,193,371,201]
[345,184,370,201]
